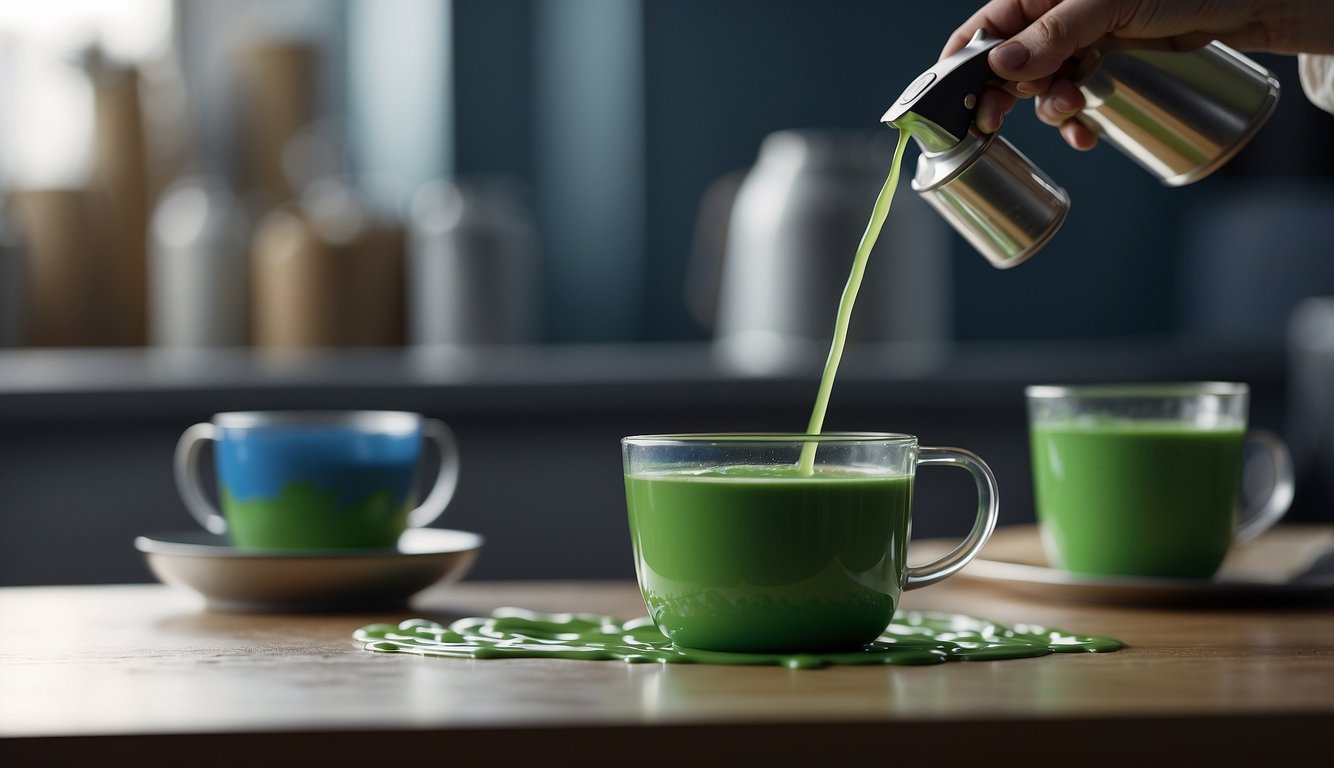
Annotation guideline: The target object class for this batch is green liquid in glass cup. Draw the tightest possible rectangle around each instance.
[622,434,998,653]
[1027,383,1294,580]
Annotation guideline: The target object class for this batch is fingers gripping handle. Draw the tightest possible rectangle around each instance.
[174,423,227,535]
[906,446,1000,589]
[1234,429,1294,544]
[408,419,460,528]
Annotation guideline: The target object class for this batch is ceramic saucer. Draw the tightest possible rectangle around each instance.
[926,524,1334,606]
[135,528,483,613]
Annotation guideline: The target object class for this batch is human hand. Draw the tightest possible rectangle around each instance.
[941,0,1308,150]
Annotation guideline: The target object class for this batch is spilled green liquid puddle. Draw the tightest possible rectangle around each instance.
[355,607,1123,670]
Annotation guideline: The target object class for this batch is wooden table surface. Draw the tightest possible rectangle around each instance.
[3,576,1333,766]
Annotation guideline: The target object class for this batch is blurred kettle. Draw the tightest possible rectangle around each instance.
[694,130,951,371]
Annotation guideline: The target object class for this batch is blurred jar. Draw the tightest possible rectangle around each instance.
[0,204,27,347]
[250,177,405,349]
[1287,297,1334,511]
[250,205,336,348]
[234,41,319,207]
[149,177,249,347]
[8,190,106,347]
[407,179,539,346]
[708,130,951,371]
[86,49,150,346]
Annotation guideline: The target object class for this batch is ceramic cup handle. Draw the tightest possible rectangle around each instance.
[906,446,1000,589]
[174,423,227,535]
[408,419,461,528]
[1234,429,1295,544]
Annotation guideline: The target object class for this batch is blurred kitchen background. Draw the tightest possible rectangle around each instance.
[3,0,1334,586]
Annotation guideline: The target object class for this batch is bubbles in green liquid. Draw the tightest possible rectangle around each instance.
[647,465,904,481]
[354,607,1123,670]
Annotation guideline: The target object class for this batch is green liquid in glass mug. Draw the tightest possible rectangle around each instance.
[626,467,913,652]
[622,435,998,654]
[1026,384,1293,580]
[1030,422,1245,579]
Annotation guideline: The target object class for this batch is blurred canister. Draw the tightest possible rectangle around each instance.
[251,178,405,348]
[251,205,338,348]
[303,178,405,347]
[234,41,318,206]
[713,130,950,369]
[149,177,249,347]
[87,52,150,346]
[8,189,106,347]
[0,204,27,346]
[1287,297,1334,505]
[408,179,539,345]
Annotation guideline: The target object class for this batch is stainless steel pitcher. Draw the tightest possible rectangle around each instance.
[883,30,1280,268]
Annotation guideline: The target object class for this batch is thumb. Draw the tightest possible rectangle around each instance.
[988,0,1125,81]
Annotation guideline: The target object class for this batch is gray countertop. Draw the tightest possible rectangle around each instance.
[0,338,1287,421]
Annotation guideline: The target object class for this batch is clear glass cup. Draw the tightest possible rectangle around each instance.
[1026,383,1294,579]
[621,433,998,653]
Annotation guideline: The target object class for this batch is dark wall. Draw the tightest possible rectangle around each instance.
[453,1,1334,344]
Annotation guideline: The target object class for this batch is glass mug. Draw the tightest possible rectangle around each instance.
[175,411,460,551]
[622,433,998,653]
[1027,383,1293,579]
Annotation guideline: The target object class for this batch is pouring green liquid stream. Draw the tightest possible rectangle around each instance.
[798,130,911,474]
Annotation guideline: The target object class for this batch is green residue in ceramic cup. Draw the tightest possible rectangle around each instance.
[223,483,407,550]
[354,607,1123,670]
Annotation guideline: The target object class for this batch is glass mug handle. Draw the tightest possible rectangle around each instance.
[174,423,226,535]
[1234,429,1294,544]
[408,419,461,528]
[906,446,1000,589]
